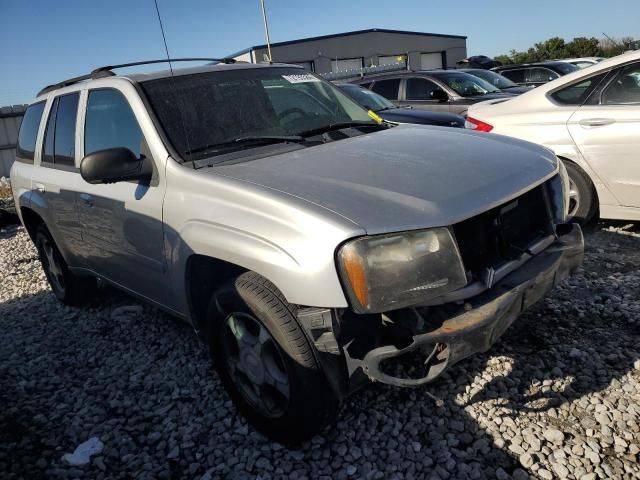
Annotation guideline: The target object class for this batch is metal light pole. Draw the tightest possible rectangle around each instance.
[260,0,273,63]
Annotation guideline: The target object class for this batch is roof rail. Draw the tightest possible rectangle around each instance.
[37,58,235,97]
[320,63,408,82]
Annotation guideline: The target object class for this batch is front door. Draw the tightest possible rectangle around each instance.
[397,77,451,113]
[76,88,167,302]
[567,62,640,207]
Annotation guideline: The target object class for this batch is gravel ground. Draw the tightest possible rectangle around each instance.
[0,222,639,480]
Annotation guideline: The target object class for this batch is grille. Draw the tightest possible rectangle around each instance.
[452,182,553,275]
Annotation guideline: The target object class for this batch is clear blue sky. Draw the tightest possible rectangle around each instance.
[1,0,638,105]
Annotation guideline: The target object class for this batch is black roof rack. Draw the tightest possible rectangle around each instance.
[37,58,236,97]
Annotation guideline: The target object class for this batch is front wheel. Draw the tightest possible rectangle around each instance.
[35,224,96,305]
[564,161,597,225]
[207,272,339,443]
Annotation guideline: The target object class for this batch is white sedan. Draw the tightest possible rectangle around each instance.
[467,50,640,224]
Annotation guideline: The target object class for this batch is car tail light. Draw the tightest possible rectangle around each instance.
[465,117,494,132]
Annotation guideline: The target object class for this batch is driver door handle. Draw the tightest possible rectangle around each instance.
[79,193,94,207]
[579,118,615,127]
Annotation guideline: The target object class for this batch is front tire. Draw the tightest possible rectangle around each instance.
[207,272,339,443]
[564,161,597,225]
[35,224,96,305]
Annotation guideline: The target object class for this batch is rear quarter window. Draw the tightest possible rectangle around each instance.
[550,73,608,105]
[371,79,400,100]
[16,102,46,162]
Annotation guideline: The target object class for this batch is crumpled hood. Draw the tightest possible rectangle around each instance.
[214,124,558,234]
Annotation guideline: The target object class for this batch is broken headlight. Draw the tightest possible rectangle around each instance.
[337,228,467,313]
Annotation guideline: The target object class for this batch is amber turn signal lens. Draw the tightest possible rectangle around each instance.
[340,248,369,309]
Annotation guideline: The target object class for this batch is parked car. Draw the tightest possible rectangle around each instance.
[13,60,583,442]
[492,61,580,87]
[458,68,533,94]
[468,50,640,224]
[352,70,514,115]
[557,57,605,69]
[337,83,465,127]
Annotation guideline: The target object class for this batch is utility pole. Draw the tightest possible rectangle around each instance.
[260,0,273,63]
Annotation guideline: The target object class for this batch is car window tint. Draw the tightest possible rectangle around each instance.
[85,89,143,157]
[405,78,441,101]
[602,64,640,105]
[42,97,58,164]
[371,79,400,100]
[53,93,79,166]
[500,69,525,84]
[527,68,559,84]
[551,73,607,105]
[16,101,45,161]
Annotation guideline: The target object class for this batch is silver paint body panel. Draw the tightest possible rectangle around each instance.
[12,68,560,321]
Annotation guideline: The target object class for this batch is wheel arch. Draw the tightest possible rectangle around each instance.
[557,155,600,205]
[185,254,248,338]
[19,206,45,241]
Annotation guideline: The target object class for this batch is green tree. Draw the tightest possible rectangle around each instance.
[495,35,633,65]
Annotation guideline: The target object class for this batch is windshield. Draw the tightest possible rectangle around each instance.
[467,69,518,89]
[339,85,395,111]
[141,67,374,161]
[429,71,502,96]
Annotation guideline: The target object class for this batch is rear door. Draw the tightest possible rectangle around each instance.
[397,77,451,112]
[76,87,167,301]
[30,92,86,262]
[567,62,640,207]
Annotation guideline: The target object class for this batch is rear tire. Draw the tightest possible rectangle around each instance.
[35,224,96,305]
[564,161,597,225]
[207,271,339,443]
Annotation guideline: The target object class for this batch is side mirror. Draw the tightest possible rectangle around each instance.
[430,89,449,102]
[80,148,152,185]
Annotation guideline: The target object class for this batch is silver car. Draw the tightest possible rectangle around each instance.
[12,61,583,441]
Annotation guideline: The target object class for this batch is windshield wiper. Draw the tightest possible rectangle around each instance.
[186,135,305,156]
[298,121,377,138]
[374,106,394,113]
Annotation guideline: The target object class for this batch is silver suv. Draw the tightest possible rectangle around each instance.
[12,60,584,442]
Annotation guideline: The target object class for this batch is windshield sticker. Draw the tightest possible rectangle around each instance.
[282,74,321,84]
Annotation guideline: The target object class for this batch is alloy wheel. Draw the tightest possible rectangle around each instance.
[568,177,580,218]
[222,313,290,418]
[40,236,65,293]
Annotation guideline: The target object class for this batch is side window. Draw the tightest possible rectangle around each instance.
[602,64,640,105]
[500,69,525,84]
[85,89,143,157]
[16,101,45,162]
[42,97,58,164]
[406,78,441,101]
[551,73,607,105]
[54,94,80,166]
[41,93,80,167]
[526,67,559,84]
[371,79,400,100]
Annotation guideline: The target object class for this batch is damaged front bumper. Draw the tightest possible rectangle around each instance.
[341,223,584,388]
